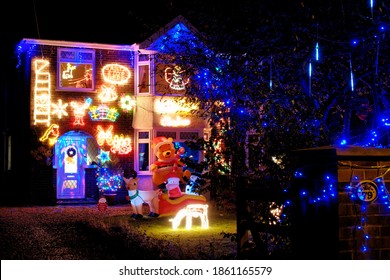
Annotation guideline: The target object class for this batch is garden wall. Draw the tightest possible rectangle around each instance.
[293,146,390,260]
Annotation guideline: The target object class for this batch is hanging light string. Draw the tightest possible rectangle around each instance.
[341,161,390,254]
[269,55,273,90]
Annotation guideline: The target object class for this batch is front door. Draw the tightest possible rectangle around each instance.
[56,138,86,199]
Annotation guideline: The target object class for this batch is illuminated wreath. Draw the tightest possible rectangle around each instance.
[67,147,77,157]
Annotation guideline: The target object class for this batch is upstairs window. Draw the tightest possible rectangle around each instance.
[57,48,95,91]
[137,53,150,94]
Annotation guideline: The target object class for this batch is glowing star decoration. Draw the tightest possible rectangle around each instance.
[70,99,91,125]
[110,134,132,155]
[51,99,68,119]
[160,115,190,127]
[39,123,59,146]
[98,85,118,102]
[62,63,76,79]
[169,204,209,230]
[165,66,189,90]
[96,125,114,146]
[102,64,131,85]
[97,149,111,164]
[33,59,51,126]
[119,95,136,112]
[89,105,119,122]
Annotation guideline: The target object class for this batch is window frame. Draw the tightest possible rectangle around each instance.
[134,130,152,175]
[57,48,95,92]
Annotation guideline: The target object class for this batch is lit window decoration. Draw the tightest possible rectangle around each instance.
[88,105,119,122]
[96,125,114,146]
[62,63,76,79]
[97,149,111,165]
[160,115,190,127]
[102,63,131,85]
[110,134,132,155]
[39,123,60,146]
[51,99,68,119]
[70,99,91,126]
[119,95,136,112]
[165,66,189,90]
[169,204,209,230]
[33,59,51,126]
[98,85,118,102]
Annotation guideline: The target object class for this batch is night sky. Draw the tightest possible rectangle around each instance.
[3,0,206,63]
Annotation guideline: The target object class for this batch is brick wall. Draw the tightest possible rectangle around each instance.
[338,158,390,259]
[293,146,390,259]
[26,44,136,204]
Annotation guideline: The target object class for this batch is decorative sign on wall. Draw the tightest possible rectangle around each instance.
[165,65,189,90]
[356,180,378,203]
[33,59,51,126]
[102,63,131,85]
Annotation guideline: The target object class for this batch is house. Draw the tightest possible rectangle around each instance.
[12,15,209,204]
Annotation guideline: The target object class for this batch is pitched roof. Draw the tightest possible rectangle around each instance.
[138,15,202,50]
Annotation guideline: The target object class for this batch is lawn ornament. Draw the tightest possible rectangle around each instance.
[169,204,209,230]
[150,136,191,188]
[124,175,160,219]
[165,165,184,198]
[185,173,203,195]
[97,197,108,212]
[124,167,207,218]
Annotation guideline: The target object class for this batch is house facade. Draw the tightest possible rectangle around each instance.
[14,16,209,204]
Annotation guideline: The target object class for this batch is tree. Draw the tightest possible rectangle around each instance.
[149,0,390,191]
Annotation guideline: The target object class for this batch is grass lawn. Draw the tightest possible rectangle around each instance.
[97,205,237,259]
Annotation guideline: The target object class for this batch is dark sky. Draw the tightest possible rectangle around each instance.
[3,0,202,61]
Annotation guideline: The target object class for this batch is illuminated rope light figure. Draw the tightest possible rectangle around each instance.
[110,134,132,155]
[169,204,209,230]
[70,100,91,126]
[97,149,111,164]
[33,59,51,126]
[98,85,118,102]
[102,63,131,85]
[96,125,114,146]
[51,99,68,119]
[119,95,136,111]
[39,124,59,146]
[62,63,76,79]
[89,105,119,122]
[160,115,190,127]
[165,66,189,90]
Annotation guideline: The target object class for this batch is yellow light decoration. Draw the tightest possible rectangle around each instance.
[160,115,190,127]
[110,134,132,154]
[119,95,136,111]
[70,100,90,126]
[154,98,198,114]
[62,63,76,79]
[51,99,68,119]
[169,204,209,230]
[88,105,119,122]
[33,59,51,126]
[98,85,118,102]
[96,125,114,146]
[102,63,131,85]
[39,123,59,146]
[165,66,189,90]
